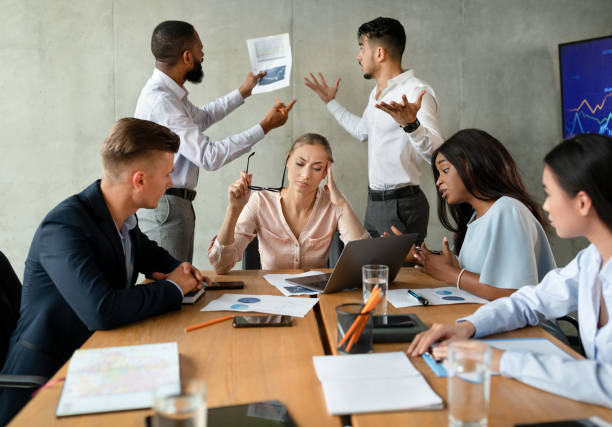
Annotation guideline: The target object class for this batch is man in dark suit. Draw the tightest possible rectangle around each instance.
[0,118,209,424]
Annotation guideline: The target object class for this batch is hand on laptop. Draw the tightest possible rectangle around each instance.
[381,226,419,263]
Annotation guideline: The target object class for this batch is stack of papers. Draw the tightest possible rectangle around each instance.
[388,287,488,308]
[56,342,180,416]
[246,33,291,94]
[201,293,318,317]
[313,352,442,415]
[263,271,323,296]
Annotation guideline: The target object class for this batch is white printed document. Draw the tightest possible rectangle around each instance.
[247,33,291,94]
[388,286,488,308]
[313,352,442,415]
[201,293,318,317]
[263,271,323,296]
[56,342,180,416]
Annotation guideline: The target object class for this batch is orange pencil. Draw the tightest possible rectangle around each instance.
[185,315,233,332]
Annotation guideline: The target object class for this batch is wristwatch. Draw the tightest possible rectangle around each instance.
[402,118,420,133]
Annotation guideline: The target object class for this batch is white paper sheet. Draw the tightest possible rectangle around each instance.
[56,342,180,416]
[247,33,291,94]
[201,293,318,317]
[263,271,324,296]
[388,286,488,308]
[313,352,442,415]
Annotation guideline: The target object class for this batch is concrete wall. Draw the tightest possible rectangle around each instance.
[2,0,610,279]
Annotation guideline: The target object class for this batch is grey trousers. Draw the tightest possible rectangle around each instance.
[137,194,195,263]
[364,189,429,243]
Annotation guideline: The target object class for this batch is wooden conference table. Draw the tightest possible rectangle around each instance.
[9,269,612,426]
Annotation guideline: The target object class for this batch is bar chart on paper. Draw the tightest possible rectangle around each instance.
[560,35,612,138]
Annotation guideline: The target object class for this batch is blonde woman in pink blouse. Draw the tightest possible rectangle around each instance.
[208,133,370,273]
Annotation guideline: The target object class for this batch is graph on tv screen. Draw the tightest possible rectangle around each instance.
[559,35,612,138]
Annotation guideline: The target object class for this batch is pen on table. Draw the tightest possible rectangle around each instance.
[185,315,233,332]
[276,98,287,115]
[407,289,429,306]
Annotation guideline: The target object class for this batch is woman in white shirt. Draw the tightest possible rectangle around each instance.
[409,133,612,408]
[208,133,369,273]
[413,129,555,300]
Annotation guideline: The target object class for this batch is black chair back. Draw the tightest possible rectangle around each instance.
[0,251,22,368]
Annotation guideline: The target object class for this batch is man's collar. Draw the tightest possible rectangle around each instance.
[386,69,415,89]
[152,67,188,99]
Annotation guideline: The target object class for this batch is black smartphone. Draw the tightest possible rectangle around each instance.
[232,315,293,328]
[206,281,245,290]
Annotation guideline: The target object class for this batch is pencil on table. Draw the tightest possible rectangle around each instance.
[185,315,233,332]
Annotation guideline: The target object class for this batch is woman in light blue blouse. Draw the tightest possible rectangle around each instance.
[413,129,555,300]
[409,133,612,408]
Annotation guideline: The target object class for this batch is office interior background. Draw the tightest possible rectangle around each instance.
[2,0,611,277]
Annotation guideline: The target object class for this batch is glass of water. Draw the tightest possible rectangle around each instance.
[362,264,389,316]
[153,380,207,427]
[447,341,491,427]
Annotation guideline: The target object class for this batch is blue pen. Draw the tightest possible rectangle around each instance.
[407,289,429,306]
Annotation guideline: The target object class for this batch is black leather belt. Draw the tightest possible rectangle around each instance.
[368,185,420,201]
[166,188,196,201]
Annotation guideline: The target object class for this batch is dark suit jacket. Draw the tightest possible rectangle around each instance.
[3,180,183,377]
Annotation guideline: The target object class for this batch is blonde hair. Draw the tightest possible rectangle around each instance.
[289,133,334,162]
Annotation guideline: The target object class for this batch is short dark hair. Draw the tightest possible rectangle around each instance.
[358,17,406,59]
[151,20,196,65]
[544,133,612,231]
[102,118,179,179]
[432,129,547,253]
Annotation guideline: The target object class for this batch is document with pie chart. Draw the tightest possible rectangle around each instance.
[201,293,318,317]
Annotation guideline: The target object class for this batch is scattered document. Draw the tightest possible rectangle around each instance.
[263,271,323,296]
[388,286,488,308]
[313,352,442,415]
[201,293,318,318]
[247,33,291,94]
[56,342,180,416]
[423,337,575,377]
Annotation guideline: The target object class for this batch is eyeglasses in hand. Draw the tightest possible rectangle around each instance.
[245,152,287,192]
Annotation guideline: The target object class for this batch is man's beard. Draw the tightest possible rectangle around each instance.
[363,73,373,80]
[185,61,204,83]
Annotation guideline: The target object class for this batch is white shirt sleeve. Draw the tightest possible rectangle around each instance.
[406,91,443,163]
[326,100,369,142]
[499,351,612,408]
[151,91,265,171]
[460,257,580,338]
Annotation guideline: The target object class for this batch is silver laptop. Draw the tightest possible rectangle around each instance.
[286,233,418,293]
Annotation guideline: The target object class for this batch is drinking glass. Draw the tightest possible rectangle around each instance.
[153,380,207,427]
[362,264,389,316]
[447,341,491,427]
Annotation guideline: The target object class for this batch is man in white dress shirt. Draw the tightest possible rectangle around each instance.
[135,21,295,261]
[305,17,443,241]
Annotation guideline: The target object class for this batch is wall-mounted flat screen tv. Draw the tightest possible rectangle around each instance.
[559,35,612,138]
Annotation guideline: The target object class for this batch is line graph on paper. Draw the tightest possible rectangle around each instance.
[560,36,612,138]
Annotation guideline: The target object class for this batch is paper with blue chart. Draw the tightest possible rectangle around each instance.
[263,271,323,296]
[387,286,488,308]
[201,293,318,317]
[247,33,291,94]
